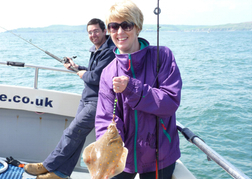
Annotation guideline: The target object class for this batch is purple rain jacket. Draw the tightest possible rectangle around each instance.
[95,38,182,174]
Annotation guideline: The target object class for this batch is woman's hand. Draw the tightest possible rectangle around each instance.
[113,76,129,93]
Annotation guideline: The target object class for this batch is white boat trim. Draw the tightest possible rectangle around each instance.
[172,160,196,179]
[0,160,8,174]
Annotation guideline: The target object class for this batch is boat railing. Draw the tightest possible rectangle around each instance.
[0,61,76,89]
[177,121,250,179]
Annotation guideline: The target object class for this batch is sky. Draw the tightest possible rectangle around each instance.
[1,0,252,32]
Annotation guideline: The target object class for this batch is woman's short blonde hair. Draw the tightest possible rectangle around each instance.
[106,0,144,32]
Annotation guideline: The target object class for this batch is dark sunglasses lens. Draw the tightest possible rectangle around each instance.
[108,21,134,32]
[108,23,119,31]
[121,22,134,31]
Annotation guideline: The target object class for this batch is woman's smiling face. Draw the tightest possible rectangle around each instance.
[109,19,140,54]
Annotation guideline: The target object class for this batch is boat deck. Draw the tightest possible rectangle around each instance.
[0,157,92,179]
[22,170,91,179]
[0,157,195,179]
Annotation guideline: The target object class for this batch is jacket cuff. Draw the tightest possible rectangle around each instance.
[122,77,141,98]
[122,76,134,96]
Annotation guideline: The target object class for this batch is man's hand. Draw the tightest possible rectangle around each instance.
[113,76,129,93]
[77,70,86,79]
[63,57,79,71]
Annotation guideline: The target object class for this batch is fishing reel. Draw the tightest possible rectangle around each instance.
[63,56,77,64]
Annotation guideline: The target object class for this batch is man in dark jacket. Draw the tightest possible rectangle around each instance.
[24,18,115,179]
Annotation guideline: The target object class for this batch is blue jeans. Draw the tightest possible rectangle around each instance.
[111,163,175,179]
[43,100,97,177]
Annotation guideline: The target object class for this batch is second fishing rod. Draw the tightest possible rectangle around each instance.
[0,26,79,72]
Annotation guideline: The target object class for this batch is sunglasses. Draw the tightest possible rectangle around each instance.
[108,21,135,33]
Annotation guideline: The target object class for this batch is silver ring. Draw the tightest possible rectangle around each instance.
[117,86,119,90]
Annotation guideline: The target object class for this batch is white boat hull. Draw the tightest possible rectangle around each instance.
[0,84,96,171]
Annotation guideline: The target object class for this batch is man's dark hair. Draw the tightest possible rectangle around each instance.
[87,18,106,32]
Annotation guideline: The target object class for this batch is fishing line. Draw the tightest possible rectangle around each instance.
[1,26,46,52]
[0,26,78,72]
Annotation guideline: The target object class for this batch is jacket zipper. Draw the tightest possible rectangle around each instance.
[128,54,138,173]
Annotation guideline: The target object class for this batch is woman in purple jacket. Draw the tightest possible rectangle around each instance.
[95,1,182,178]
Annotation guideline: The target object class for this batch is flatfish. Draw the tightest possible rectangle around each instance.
[83,119,128,179]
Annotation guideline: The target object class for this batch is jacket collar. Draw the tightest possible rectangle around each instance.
[114,38,150,72]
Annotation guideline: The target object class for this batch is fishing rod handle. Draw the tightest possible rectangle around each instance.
[69,66,79,72]
[45,51,78,72]
[7,61,25,67]
[45,51,64,63]
[63,57,79,72]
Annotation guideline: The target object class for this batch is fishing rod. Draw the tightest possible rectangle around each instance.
[154,1,161,179]
[0,26,79,72]
[177,121,250,179]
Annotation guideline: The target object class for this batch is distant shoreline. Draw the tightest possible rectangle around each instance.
[2,21,252,33]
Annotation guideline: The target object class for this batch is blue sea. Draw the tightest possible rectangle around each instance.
[0,29,251,178]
